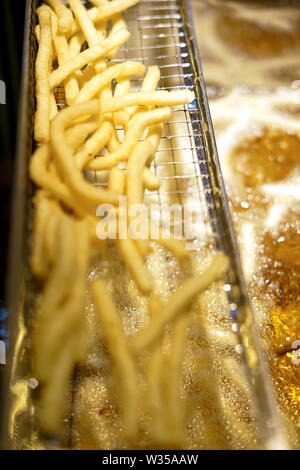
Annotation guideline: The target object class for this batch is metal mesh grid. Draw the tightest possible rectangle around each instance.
[46,0,229,252]
[78,0,216,245]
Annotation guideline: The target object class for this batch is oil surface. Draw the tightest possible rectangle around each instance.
[192,0,300,447]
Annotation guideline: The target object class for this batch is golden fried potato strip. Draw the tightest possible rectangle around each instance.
[92,279,139,440]
[35,214,89,434]
[47,9,80,105]
[114,78,131,126]
[142,168,161,191]
[45,0,73,33]
[163,316,188,448]
[86,107,171,170]
[127,65,161,118]
[102,90,195,113]
[127,126,162,210]
[50,100,120,208]
[68,0,106,72]
[107,13,127,59]
[108,167,126,195]
[30,144,90,216]
[76,62,145,104]
[66,120,99,150]
[35,7,52,143]
[116,237,153,294]
[50,29,130,88]
[132,253,229,351]
[75,120,113,170]
[30,191,56,278]
[69,0,140,37]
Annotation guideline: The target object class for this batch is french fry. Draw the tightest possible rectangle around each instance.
[50,93,58,120]
[102,90,195,113]
[68,0,106,73]
[90,0,140,17]
[145,297,166,444]
[96,21,107,42]
[108,167,126,195]
[66,120,99,149]
[35,216,89,369]
[75,218,91,273]
[35,7,52,143]
[75,61,145,104]
[145,296,186,448]
[34,215,77,380]
[75,120,113,170]
[127,126,162,211]
[69,32,85,81]
[30,191,54,278]
[107,127,121,152]
[143,168,161,191]
[99,85,121,152]
[115,238,153,294]
[69,0,140,37]
[162,316,187,447]
[50,100,120,208]
[30,145,96,216]
[92,279,139,440]
[142,66,161,92]
[131,253,229,351]
[38,263,86,374]
[114,78,131,126]
[68,0,100,47]
[45,0,73,34]
[127,65,161,118]
[38,275,86,376]
[30,145,70,204]
[107,14,127,58]
[36,214,90,434]
[50,29,130,88]
[125,129,161,255]
[153,238,188,259]
[69,32,84,57]
[86,107,171,170]
[50,11,80,105]
[77,64,96,88]
[38,335,77,434]
[44,205,60,266]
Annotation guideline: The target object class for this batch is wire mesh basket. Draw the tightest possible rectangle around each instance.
[1,0,287,450]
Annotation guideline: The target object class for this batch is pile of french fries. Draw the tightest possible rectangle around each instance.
[29,0,229,446]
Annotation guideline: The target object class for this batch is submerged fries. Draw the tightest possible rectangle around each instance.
[35,213,89,434]
[92,279,139,440]
[132,253,230,352]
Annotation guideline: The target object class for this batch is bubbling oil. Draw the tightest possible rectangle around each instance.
[230,129,300,188]
[192,0,300,447]
[217,14,300,58]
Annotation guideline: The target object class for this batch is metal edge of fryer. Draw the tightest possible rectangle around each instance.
[1,0,36,450]
[181,0,289,450]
